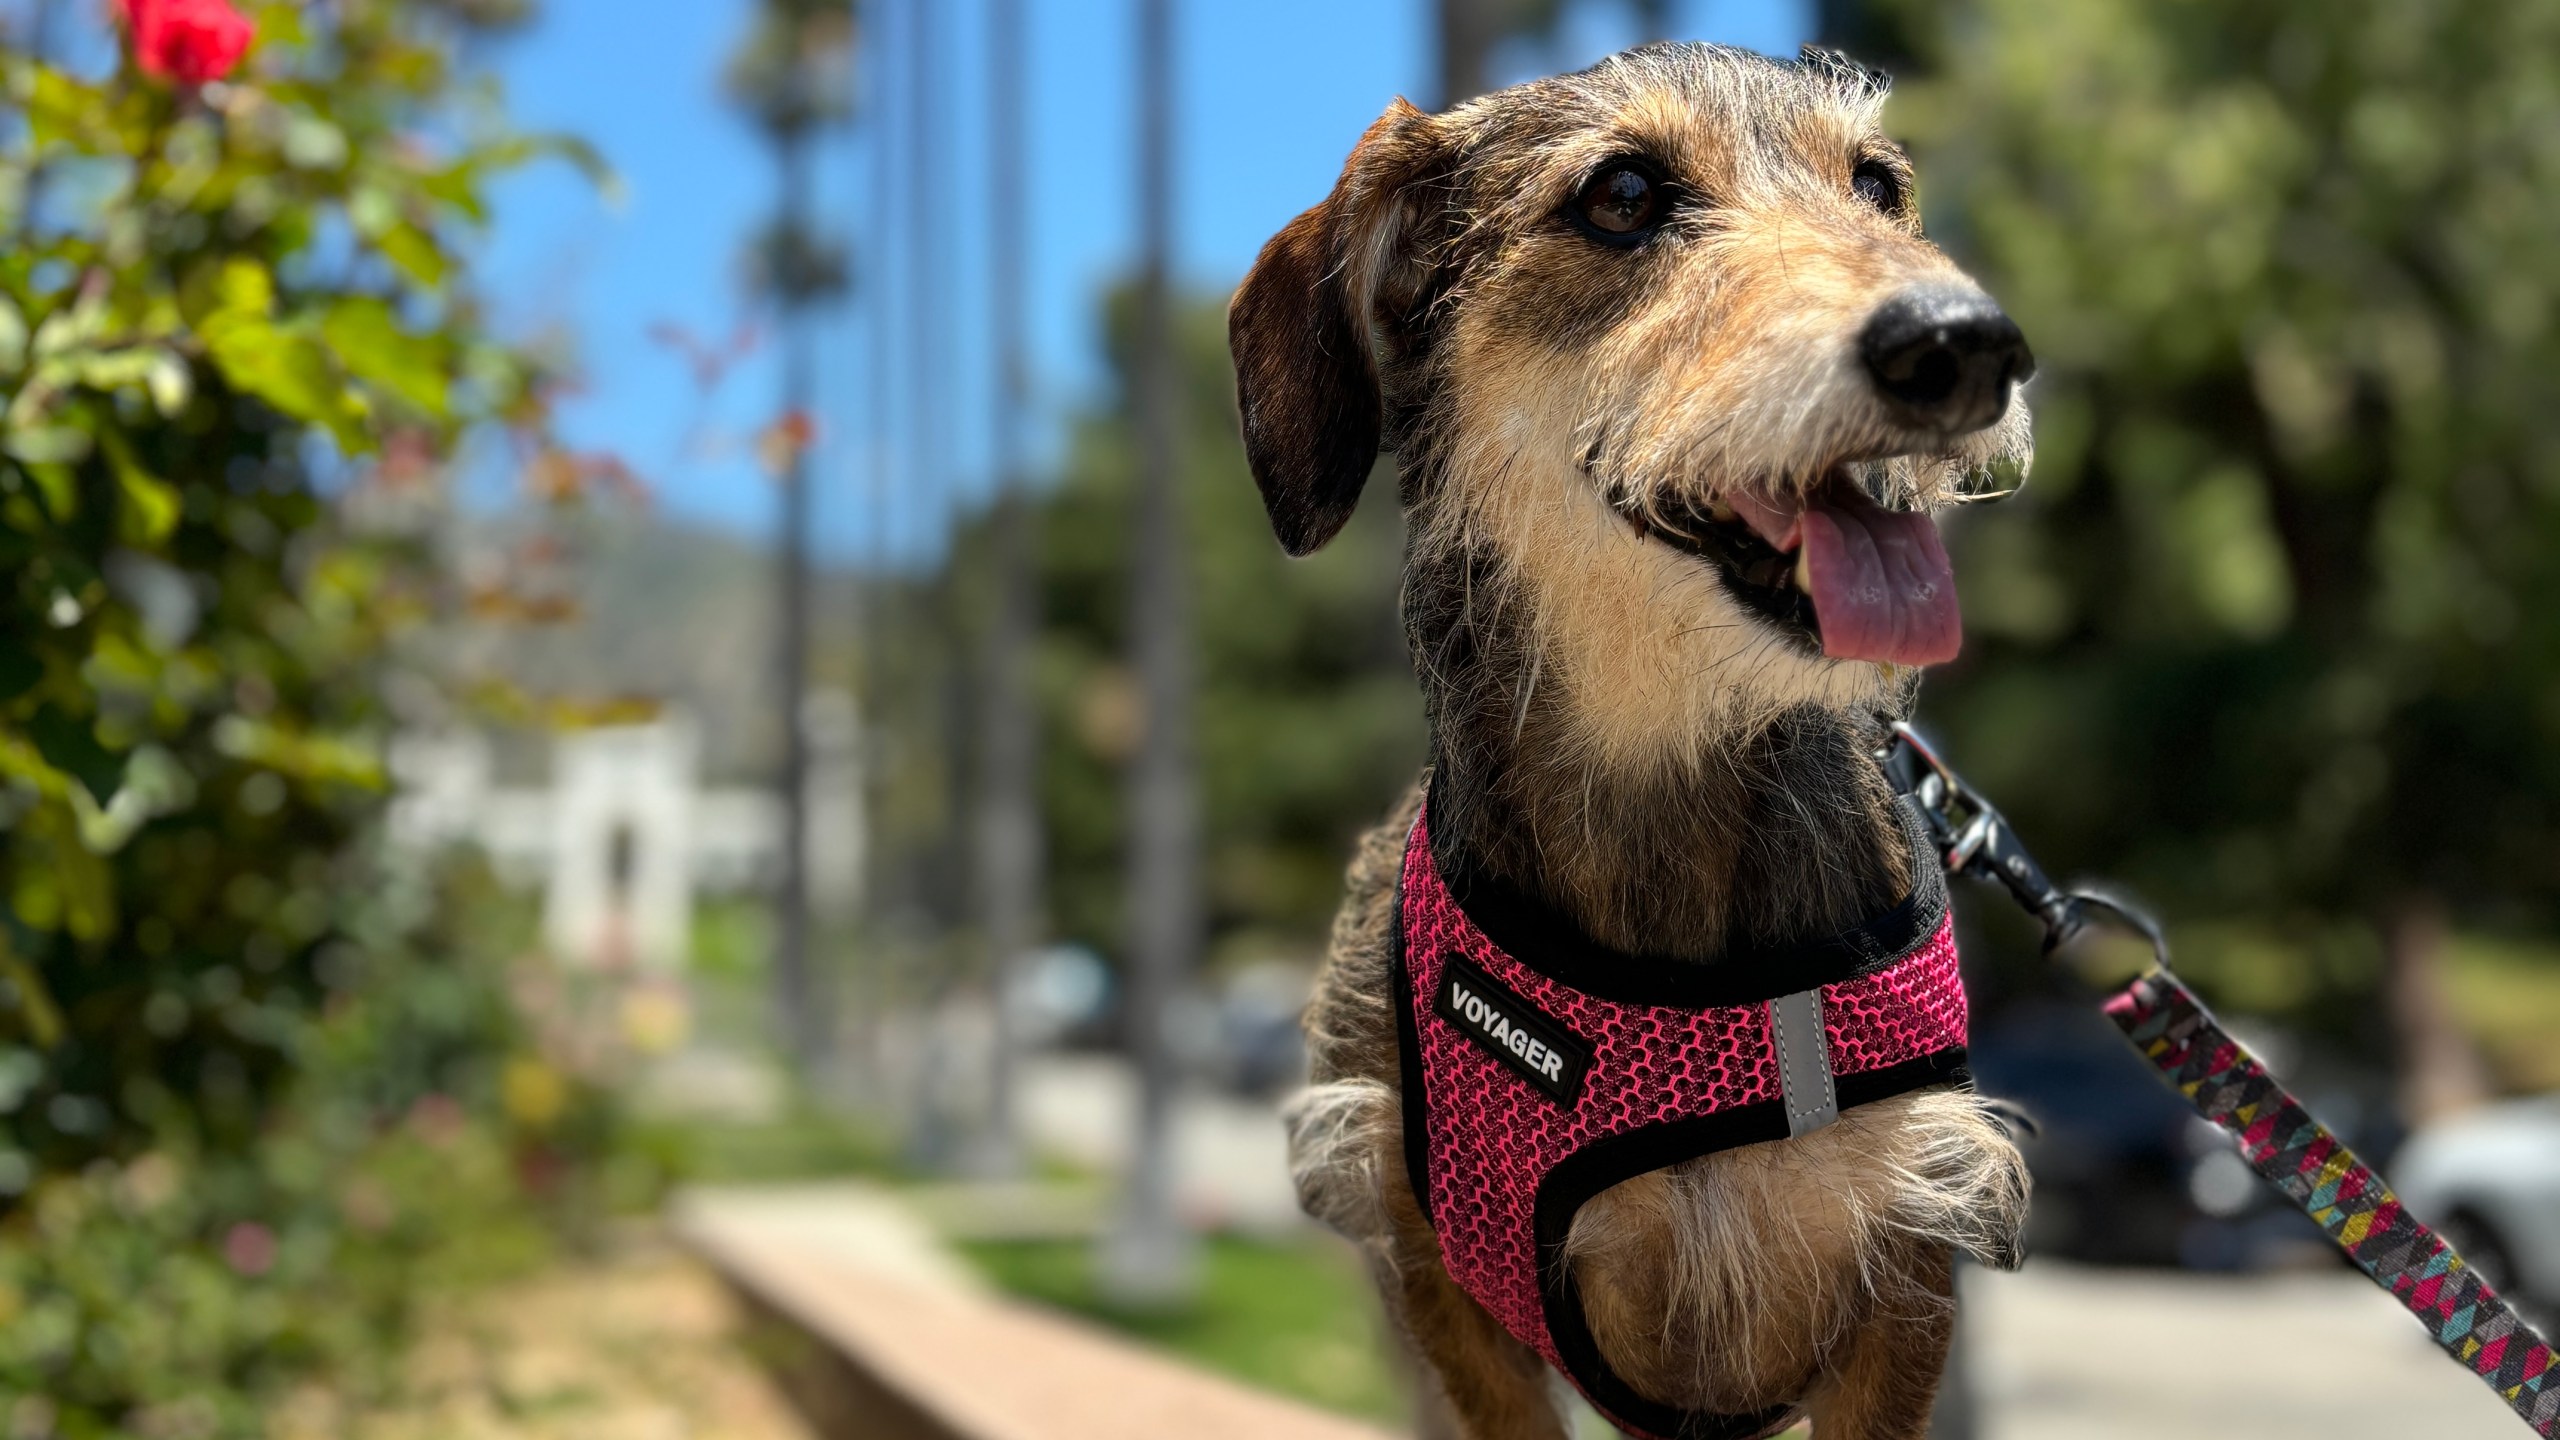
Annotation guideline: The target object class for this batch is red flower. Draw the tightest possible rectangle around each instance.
[121,0,255,86]
[222,1221,276,1277]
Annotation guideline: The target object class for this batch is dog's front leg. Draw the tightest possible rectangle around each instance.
[1391,1232,1569,1440]
[1800,1243,1958,1440]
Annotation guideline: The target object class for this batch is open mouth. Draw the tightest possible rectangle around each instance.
[1632,468,1962,667]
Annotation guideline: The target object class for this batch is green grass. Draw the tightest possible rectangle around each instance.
[2446,933,2560,1093]
[642,1105,905,1186]
[956,1234,1407,1424]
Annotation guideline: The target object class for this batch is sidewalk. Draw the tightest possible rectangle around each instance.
[673,1182,1396,1440]
[1013,1054,1303,1235]
[1963,1261,2525,1438]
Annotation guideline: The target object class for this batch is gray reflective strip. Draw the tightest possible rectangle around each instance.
[1769,989,1837,1137]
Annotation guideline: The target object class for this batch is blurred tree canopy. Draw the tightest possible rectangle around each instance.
[1860,0,2560,1059]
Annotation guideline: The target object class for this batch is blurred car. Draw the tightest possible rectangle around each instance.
[2391,1096,2560,1309]
[1970,999,2199,1265]
[1971,997,2401,1271]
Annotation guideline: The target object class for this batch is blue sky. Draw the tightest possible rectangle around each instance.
[477,0,1810,565]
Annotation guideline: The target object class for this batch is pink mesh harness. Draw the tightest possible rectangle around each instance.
[1392,797,1971,1440]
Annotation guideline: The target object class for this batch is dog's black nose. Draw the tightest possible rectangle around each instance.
[1859,287,2035,434]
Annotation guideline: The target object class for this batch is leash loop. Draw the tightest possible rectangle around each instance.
[2057,885,2171,972]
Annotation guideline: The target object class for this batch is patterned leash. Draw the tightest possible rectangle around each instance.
[2109,968,2560,1434]
[1882,723,2560,1436]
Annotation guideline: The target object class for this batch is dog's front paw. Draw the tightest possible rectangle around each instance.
[1281,1077,1400,1239]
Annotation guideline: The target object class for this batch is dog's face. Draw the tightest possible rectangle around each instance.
[1233,44,2035,770]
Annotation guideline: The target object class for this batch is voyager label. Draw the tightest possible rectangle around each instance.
[1435,952,1593,1105]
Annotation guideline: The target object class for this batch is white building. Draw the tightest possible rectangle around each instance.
[390,700,860,971]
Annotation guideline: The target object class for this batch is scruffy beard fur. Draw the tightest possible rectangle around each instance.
[1244,42,2034,1440]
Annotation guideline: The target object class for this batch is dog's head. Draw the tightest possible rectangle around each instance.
[1232,43,2034,768]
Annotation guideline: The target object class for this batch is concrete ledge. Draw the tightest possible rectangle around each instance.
[673,1184,1400,1440]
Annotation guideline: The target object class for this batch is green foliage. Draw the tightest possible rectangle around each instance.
[643,1104,900,1187]
[0,860,623,1438]
[724,0,856,140]
[0,1,632,1429]
[1876,0,2560,972]
[0,0,562,1180]
[2443,933,2560,1093]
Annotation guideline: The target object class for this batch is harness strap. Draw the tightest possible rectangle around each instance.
[1397,786,1964,1440]
[1885,721,2560,1437]
[1768,988,1837,1136]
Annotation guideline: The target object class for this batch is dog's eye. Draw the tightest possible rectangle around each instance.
[1851,159,1902,213]
[1574,163,1667,243]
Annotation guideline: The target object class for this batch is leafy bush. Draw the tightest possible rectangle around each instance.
[0,860,605,1437]
[0,0,594,1178]
[0,0,630,1430]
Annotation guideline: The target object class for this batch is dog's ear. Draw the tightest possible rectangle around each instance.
[1229,101,1446,556]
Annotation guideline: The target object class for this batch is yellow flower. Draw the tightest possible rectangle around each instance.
[501,1057,568,1129]
[619,984,691,1056]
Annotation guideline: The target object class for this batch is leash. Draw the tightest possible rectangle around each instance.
[1882,722,2560,1436]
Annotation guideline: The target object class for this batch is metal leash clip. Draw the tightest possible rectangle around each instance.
[1880,721,2169,968]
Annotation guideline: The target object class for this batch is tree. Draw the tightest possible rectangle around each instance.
[1435,0,1673,106]
[725,0,853,1068]
[973,0,1041,1173]
[937,292,1415,982]
[1869,0,2560,1107]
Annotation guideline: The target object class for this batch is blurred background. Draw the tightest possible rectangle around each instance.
[2,0,2558,1437]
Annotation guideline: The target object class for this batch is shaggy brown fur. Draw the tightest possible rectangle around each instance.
[1235,43,2037,1440]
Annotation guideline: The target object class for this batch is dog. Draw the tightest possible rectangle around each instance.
[1230,43,2037,1440]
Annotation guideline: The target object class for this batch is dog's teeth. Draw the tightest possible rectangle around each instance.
[1707,500,1737,524]
[1792,548,1812,593]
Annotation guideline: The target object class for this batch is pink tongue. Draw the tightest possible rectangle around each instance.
[1797,495,1961,665]
[1724,489,1960,666]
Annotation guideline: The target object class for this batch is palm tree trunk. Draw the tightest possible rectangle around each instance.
[972,0,1040,1176]
[899,0,962,1166]
[1814,0,1923,74]
[2385,893,2489,1126]
[852,0,902,1089]
[772,122,819,1067]
[1435,0,1500,107]
[1433,0,1679,110]
[1100,0,1198,1304]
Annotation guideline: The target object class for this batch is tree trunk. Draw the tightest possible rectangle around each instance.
[1099,0,1199,1306]
[2384,894,2489,1127]
[1435,0,1500,108]
[852,0,903,1087]
[1432,0,1674,109]
[972,0,1040,1177]
[1813,0,1924,77]
[772,123,819,1068]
